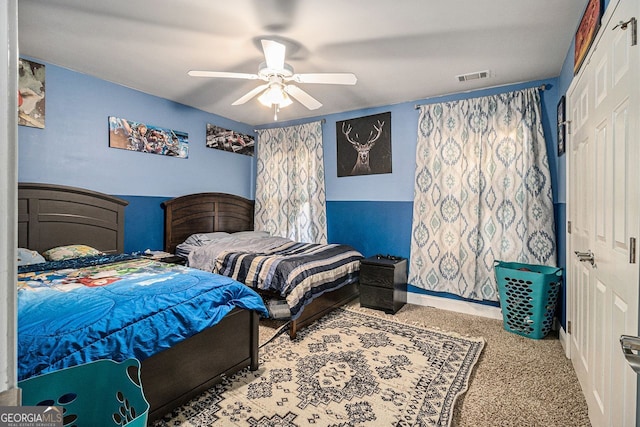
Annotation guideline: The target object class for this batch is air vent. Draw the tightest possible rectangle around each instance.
[457,70,490,82]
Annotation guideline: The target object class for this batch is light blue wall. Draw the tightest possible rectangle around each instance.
[18,60,257,252]
[18,59,256,199]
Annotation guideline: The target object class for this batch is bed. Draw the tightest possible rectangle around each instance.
[17,183,268,421]
[163,192,362,339]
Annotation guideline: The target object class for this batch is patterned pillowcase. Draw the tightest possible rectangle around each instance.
[17,248,46,266]
[42,245,103,261]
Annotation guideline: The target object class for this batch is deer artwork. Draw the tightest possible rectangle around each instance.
[342,119,385,175]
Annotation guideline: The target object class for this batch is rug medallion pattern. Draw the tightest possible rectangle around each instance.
[155,308,484,426]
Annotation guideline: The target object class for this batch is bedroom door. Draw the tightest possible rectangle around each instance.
[567,0,639,425]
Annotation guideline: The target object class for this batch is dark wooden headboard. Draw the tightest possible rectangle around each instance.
[18,183,128,254]
[162,193,254,254]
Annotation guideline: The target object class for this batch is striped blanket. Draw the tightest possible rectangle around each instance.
[215,240,362,320]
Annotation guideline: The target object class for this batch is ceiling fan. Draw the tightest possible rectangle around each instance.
[188,39,357,119]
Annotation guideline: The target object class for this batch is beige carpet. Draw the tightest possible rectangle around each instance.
[155,307,484,426]
[154,301,589,426]
[264,301,588,427]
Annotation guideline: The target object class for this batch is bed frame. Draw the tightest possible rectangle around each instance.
[163,192,360,339]
[18,183,128,255]
[17,183,259,421]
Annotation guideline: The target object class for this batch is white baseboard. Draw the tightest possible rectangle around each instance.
[559,326,570,359]
[407,292,503,320]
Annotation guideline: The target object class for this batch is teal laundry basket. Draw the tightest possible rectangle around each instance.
[19,359,148,427]
[494,261,562,339]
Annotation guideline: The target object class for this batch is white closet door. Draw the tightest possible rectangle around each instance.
[567,0,639,425]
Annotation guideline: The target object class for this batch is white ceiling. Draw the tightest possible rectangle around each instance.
[18,0,588,126]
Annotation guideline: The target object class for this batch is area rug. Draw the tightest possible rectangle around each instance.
[153,308,484,426]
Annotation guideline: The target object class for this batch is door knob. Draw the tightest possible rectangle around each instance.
[621,335,640,374]
[574,250,596,267]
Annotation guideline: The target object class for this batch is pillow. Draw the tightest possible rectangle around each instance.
[183,232,230,246]
[17,248,46,266]
[42,245,102,261]
[231,231,271,240]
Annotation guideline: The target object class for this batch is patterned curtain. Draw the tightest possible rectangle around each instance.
[255,121,327,244]
[409,88,556,301]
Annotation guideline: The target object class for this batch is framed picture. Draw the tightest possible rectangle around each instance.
[206,124,255,156]
[574,0,603,74]
[18,59,46,128]
[336,112,392,177]
[108,116,189,158]
[557,96,566,156]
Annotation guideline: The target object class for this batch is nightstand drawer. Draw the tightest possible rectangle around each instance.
[360,258,407,290]
[360,266,396,289]
[360,285,394,311]
[360,283,407,314]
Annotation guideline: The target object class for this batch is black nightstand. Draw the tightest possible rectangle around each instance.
[359,256,408,314]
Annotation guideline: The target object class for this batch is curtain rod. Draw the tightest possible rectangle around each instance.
[254,118,325,133]
[414,84,549,110]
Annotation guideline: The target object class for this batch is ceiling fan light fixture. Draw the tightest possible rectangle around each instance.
[189,38,353,114]
[258,85,293,108]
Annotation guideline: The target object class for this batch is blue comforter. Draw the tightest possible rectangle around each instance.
[17,255,268,381]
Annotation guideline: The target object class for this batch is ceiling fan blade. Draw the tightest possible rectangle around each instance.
[261,39,286,70]
[188,70,259,80]
[291,73,357,85]
[284,85,322,110]
[232,84,269,105]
